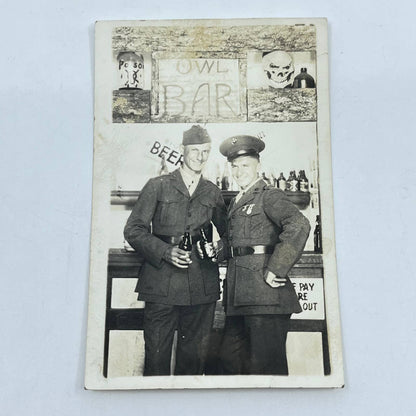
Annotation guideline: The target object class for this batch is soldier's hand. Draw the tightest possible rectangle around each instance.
[264,270,286,288]
[164,246,192,268]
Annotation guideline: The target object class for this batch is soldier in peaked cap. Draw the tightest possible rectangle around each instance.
[124,125,227,376]
[218,135,311,375]
[219,134,265,162]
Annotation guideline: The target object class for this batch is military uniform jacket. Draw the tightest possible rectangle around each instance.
[225,180,311,315]
[124,169,227,306]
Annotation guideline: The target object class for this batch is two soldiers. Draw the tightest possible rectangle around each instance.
[124,126,310,375]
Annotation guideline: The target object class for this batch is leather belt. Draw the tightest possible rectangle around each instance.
[154,233,201,245]
[230,245,274,257]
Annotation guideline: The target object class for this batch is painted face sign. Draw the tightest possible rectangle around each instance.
[262,51,295,89]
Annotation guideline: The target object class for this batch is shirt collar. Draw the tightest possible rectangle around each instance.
[235,177,262,202]
[180,167,202,187]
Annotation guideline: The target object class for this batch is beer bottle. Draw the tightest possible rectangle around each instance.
[215,163,222,188]
[200,228,215,259]
[179,232,192,252]
[277,172,286,191]
[216,176,222,188]
[221,161,230,191]
[261,172,271,186]
[314,215,322,253]
[299,170,309,192]
[287,170,299,192]
[270,172,276,188]
[285,171,292,191]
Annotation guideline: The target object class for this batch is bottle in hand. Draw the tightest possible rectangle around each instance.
[179,232,192,252]
[200,225,216,259]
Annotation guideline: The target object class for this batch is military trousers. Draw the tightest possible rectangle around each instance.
[143,301,216,376]
[219,314,292,375]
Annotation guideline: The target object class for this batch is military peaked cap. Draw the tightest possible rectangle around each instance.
[220,135,265,161]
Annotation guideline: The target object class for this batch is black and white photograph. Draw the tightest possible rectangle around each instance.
[3,0,416,414]
[85,18,343,389]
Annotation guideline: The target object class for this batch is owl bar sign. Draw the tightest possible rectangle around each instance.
[156,58,242,121]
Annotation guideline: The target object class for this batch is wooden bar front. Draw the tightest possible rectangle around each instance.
[104,249,329,377]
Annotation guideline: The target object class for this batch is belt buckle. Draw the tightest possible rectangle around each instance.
[247,246,255,255]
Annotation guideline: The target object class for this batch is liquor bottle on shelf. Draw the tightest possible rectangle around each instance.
[270,172,276,188]
[286,170,299,192]
[314,215,322,253]
[159,154,169,176]
[261,172,271,186]
[179,232,192,252]
[293,67,316,88]
[276,172,286,191]
[298,170,309,192]
[230,177,238,191]
[221,161,230,191]
[215,163,222,188]
[310,183,319,209]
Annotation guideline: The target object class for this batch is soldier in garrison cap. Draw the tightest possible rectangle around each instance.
[218,135,311,375]
[124,125,227,376]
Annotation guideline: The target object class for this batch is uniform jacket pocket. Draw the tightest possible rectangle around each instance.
[234,255,281,306]
[157,196,182,226]
[246,204,264,238]
[198,196,216,221]
[196,257,220,296]
[137,261,170,296]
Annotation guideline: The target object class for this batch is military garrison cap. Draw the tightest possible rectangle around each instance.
[220,135,265,161]
[182,125,211,145]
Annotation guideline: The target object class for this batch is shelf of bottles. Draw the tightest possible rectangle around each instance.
[218,190,310,208]
[111,169,311,208]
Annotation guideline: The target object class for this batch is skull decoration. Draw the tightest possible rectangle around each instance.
[262,51,295,89]
[117,51,144,90]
